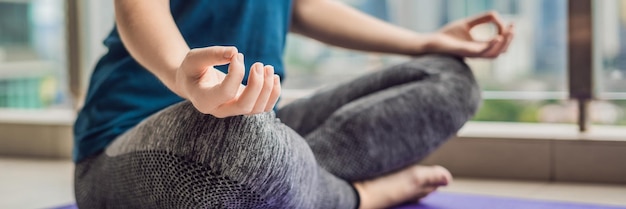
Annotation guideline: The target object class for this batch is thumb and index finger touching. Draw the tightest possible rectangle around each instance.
[183,46,239,74]
[467,11,507,35]
[187,46,245,85]
[465,11,515,57]
[181,46,248,106]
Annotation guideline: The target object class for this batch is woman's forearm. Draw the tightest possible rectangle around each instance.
[114,0,190,97]
[291,0,431,56]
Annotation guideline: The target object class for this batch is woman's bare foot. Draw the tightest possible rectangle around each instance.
[353,165,452,209]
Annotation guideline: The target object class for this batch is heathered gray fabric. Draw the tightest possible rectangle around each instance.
[74,55,480,209]
[278,55,481,181]
[76,109,355,209]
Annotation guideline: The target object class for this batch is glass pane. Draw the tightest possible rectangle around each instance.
[0,0,69,109]
[283,0,569,123]
[589,100,626,125]
[595,0,626,125]
[473,99,565,123]
[283,0,399,90]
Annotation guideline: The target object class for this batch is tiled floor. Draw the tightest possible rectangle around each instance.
[1,157,625,209]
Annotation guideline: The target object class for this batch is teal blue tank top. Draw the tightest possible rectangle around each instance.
[73,0,293,162]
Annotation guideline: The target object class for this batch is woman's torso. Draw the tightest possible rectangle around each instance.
[73,0,293,162]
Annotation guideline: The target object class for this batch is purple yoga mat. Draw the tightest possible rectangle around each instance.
[394,192,626,209]
[52,192,626,209]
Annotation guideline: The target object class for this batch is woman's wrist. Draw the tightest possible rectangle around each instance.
[405,33,438,56]
[418,33,444,55]
[162,51,192,99]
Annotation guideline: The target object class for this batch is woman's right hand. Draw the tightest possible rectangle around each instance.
[175,46,281,118]
[426,11,514,58]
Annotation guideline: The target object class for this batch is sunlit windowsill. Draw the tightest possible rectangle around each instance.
[0,108,76,125]
[459,122,626,141]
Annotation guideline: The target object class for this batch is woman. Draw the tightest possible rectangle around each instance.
[74,0,514,208]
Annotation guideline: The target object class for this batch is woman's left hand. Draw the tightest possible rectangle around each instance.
[426,11,515,59]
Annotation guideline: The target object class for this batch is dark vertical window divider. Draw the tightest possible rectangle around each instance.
[568,0,594,132]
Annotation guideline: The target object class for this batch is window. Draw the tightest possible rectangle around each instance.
[0,0,69,109]
[595,0,626,125]
[283,0,571,124]
[2,0,614,130]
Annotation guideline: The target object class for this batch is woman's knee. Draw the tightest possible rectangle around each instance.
[180,111,321,208]
[104,101,320,207]
[407,55,482,117]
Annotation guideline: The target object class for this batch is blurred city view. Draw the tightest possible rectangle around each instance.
[284,0,626,125]
[0,0,625,125]
[0,0,67,109]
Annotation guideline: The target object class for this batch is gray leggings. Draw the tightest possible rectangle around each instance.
[74,55,481,209]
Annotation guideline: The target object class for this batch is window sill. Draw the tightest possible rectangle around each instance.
[0,108,75,125]
[0,108,75,159]
[459,121,626,141]
[424,122,626,184]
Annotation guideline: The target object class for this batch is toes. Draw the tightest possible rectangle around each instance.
[431,165,453,186]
